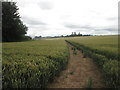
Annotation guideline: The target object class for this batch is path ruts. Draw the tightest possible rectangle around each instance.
[48,43,105,88]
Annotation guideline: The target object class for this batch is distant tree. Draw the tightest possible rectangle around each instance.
[34,36,42,40]
[71,32,74,36]
[2,2,28,42]
[78,32,82,36]
[23,36,32,41]
[74,32,76,36]
[61,35,64,37]
[78,32,80,35]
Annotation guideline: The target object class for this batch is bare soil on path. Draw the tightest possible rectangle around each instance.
[48,44,106,88]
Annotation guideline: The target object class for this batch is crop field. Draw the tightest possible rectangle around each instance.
[67,35,118,59]
[66,35,119,88]
[2,35,119,88]
[2,40,69,88]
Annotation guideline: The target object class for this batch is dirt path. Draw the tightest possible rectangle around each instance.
[48,44,106,88]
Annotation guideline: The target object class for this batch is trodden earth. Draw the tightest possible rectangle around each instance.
[48,43,106,88]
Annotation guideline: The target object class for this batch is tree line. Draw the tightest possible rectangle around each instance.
[34,32,92,40]
[2,2,31,42]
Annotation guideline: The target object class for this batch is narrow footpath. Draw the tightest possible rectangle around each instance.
[48,43,106,88]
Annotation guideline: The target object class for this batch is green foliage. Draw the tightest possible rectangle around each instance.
[22,36,32,41]
[73,47,77,55]
[65,35,119,88]
[2,40,69,88]
[2,2,28,42]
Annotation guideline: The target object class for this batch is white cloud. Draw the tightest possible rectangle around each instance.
[38,1,53,10]
[13,0,120,37]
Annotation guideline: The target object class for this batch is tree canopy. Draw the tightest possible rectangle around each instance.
[2,2,28,42]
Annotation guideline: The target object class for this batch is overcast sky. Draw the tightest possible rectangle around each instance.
[14,0,119,37]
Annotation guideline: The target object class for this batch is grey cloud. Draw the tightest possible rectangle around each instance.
[90,31,109,35]
[22,16,47,26]
[91,27,117,32]
[103,27,118,32]
[27,19,46,25]
[27,25,50,37]
[38,1,53,10]
[64,23,93,29]
[64,23,118,34]
[107,17,117,21]
[64,24,82,29]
